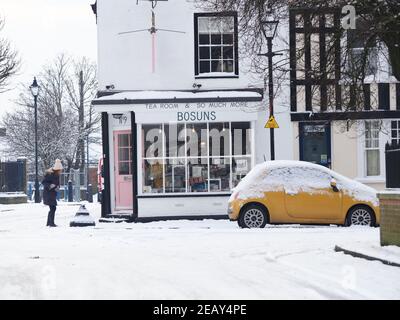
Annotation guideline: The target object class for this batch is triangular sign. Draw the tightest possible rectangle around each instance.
[265,115,279,129]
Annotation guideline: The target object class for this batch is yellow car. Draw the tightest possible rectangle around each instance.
[228,161,380,228]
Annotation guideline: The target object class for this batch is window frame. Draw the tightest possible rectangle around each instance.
[363,120,382,178]
[391,120,400,145]
[194,12,239,78]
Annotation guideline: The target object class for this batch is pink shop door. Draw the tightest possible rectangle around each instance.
[114,131,133,210]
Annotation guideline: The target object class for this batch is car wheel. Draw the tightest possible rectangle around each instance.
[345,206,375,227]
[238,204,268,229]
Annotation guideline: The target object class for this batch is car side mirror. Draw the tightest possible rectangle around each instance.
[330,179,339,192]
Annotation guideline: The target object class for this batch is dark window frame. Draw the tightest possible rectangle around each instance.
[194,12,239,78]
[289,8,341,113]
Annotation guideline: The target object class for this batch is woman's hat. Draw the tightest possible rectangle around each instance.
[53,159,63,171]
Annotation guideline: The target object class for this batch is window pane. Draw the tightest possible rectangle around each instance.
[211,47,222,59]
[119,148,130,162]
[295,14,304,28]
[188,158,208,192]
[187,123,207,157]
[325,14,334,27]
[209,158,231,192]
[199,34,210,45]
[118,134,129,148]
[165,159,186,193]
[198,17,209,33]
[143,124,163,158]
[211,34,222,45]
[232,157,251,188]
[211,60,222,72]
[366,150,380,176]
[143,160,164,193]
[199,47,210,59]
[200,61,210,73]
[209,122,230,157]
[165,124,185,158]
[223,34,233,44]
[232,122,251,155]
[365,129,371,139]
[223,47,233,59]
[223,60,234,73]
[209,17,221,32]
[119,162,130,175]
[221,17,234,32]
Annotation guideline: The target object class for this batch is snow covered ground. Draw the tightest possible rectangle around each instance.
[0,202,399,300]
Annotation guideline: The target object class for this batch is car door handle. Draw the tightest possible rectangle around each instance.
[285,190,297,196]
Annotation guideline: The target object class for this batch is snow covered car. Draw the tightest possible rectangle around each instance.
[228,160,380,228]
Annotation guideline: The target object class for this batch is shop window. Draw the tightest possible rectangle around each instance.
[392,120,400,145]
[187,123,208,157]
[209,122,230,157]
[364,120,380,176]
[141,122,252,194]
[210,158,231,192]
[195,13,238,76]
[165,158,186,193]
[165,124,185,158]
[142,124,163,158]
[143,160,164,194]
[188,158,208,192]
[231,122,251,155]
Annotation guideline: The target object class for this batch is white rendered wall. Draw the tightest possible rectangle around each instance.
[97,0,258,92]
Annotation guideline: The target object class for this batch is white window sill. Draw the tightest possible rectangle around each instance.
[355,177,386,184]
[195,72,238,79]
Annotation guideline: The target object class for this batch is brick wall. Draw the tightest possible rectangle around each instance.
[379,192,400,247]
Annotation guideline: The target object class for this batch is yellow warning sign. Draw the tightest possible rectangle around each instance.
[265,115,279,129]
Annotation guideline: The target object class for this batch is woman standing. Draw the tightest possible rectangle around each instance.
[42,159,63,227]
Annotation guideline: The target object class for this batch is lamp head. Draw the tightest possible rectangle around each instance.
[30,77,40,97]
[261,20,279,40]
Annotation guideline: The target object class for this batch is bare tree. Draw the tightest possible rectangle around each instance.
[65,57,100,170]
[199,0,400,114]
[1,54,99,175]
[0,17,20,93]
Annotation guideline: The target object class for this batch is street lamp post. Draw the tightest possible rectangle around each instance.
[30,78,40,203]
[260,19,279,161]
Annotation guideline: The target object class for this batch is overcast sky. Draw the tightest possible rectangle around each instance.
[0,0,97,117]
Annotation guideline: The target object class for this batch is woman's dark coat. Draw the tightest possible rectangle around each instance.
[42,170,60,206]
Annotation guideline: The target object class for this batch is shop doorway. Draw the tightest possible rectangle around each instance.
[299,122,331,168]
[114,130,133,210]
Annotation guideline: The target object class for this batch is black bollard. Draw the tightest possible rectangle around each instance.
[87,184,93,203]
[68,180,73,202]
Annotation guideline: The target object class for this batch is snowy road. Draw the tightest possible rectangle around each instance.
[0,202,399,299]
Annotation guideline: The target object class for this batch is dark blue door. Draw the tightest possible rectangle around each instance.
[299,122,332,168]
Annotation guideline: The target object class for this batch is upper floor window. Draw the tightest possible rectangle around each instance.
[364,120,381,177]
[346,19,378,76]
[194,13,238,77]
[392,120,400,145]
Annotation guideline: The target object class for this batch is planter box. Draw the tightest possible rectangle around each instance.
[378,190,400,247]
